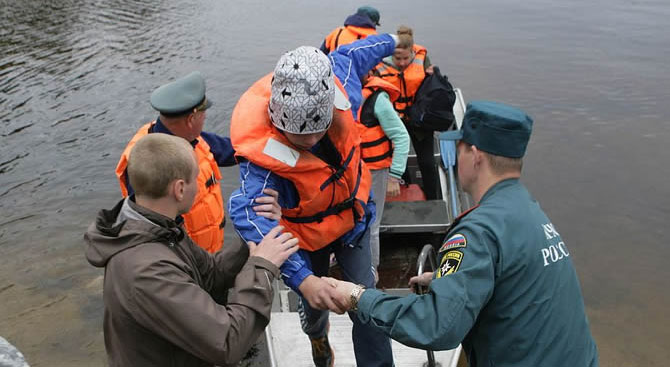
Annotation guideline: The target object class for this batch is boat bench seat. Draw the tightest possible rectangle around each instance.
[380,200,450,234]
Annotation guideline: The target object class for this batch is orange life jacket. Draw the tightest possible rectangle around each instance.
[116,122,225,253]
[356,77,401,170]
[231,74,371,252]
[374,44,428,118]
[324,25,377,53]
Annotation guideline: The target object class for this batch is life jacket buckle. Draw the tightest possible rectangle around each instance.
[205,174,218,188]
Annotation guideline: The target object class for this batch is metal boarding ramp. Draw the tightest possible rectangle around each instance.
[265,247,462,367]
[265,294,461,367]
[263,89,470,367]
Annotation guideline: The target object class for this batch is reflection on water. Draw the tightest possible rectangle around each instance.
[1,0,669,365]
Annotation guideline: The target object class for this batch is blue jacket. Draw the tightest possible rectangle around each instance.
[319,13,378,54]
[228,35,395,292]
[229,157,376,292]
[357,179,599,366]
[328,34,396,121]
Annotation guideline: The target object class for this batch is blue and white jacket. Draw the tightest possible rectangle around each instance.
[228,34,396,292]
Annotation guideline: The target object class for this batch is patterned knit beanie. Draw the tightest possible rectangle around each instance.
[268,46,336,134]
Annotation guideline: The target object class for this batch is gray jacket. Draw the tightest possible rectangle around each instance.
[85,197,278,367]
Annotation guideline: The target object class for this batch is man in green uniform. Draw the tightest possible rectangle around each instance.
[328,100,599,366]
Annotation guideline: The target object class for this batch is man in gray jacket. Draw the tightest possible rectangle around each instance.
[85,133,298,367]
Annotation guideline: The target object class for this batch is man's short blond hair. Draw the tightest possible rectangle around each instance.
[483,151,523,174]
[463,142,523,174]
[128,133,196,199]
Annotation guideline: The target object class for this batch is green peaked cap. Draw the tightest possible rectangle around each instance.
[150,71,212,115]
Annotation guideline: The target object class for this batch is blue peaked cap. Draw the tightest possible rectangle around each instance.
[440,100,533,158]
[356,6,380,25]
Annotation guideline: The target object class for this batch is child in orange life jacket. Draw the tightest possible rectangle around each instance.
[229,39,397,367]
[357,69,410,281]
[374,26,441,200]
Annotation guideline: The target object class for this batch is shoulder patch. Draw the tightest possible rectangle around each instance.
[333,86,351,111]
[436,250,463,278]
[263,137,300,167]
[439,233,467,253]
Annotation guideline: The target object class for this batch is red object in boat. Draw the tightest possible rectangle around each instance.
[386,184,426,202]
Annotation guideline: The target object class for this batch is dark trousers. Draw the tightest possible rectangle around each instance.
[405,128,441,200]
[297,228,394,367]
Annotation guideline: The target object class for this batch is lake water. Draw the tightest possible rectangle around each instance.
[1,0,668,365]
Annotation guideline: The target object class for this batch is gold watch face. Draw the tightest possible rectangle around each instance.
[350,286,363,310]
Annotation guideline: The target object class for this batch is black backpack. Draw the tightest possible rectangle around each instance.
[406,66,456,131]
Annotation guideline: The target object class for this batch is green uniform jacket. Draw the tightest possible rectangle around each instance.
[358,178,598,366]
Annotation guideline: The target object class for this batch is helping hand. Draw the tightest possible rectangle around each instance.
[322,277,360,313]
[409,271,434,293]
[298,275,349,314]
[253,188,282,221]
[247,225,299,267]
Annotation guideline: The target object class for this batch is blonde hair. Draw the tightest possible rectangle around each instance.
[396,25,414,49]
[483,151,523,174]
[128,133,196,199]
[462,142,523,174]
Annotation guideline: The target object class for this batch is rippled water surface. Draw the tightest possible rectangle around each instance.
[1,0,669,365]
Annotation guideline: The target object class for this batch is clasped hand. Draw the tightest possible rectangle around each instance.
[299,275,360,314]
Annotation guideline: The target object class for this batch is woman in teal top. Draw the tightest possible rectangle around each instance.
[359,73,410,279]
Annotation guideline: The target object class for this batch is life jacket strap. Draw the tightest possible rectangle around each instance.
[283,196,355,224]
[333,27,345,50]
[205,174,218,188]
[360,135,390,148]
[284,151,364,225]
[363,149,393,163]
[319,147,355,191]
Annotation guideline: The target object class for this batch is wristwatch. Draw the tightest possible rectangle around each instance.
[350,284,365,311]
